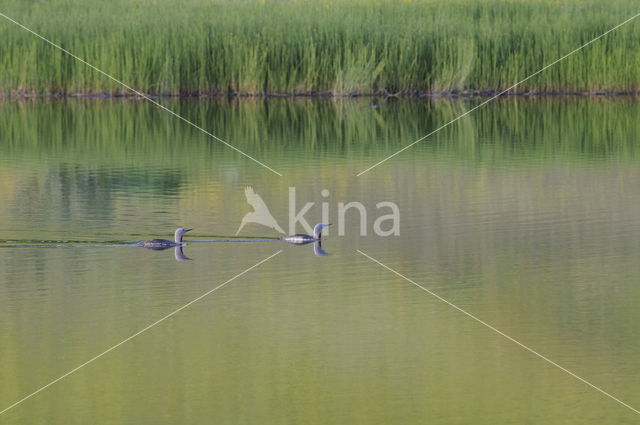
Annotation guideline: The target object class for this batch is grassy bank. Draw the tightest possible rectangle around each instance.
[1,0,639,95]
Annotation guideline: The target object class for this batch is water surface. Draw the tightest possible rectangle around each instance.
[1,97,639,424]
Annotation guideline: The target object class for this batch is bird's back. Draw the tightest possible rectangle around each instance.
[137,238,175,250]
[281,234,316,245]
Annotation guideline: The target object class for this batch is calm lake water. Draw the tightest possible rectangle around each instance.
[1,97,639,424]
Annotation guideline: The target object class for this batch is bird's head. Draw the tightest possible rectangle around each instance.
[175,227,193,242]
[313,223,331,239]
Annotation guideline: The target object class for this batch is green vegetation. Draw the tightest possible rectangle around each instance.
[2,97,639,163]
[1,0,639,95]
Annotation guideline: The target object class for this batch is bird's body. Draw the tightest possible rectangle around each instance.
[236,187,285,235]
[281,223,330,245]
[138,238,178,250]
[281,234,317,245]
[137,228,192,250]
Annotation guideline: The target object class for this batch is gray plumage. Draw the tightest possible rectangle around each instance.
[281,223,330,245]
[137,227,192,250]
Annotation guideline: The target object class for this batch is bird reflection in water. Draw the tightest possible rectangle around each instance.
[313,241,328,256]
[174,246,191,261]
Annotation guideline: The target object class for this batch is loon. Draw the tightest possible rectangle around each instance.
[281,223,330,245]
[137,227,192,250]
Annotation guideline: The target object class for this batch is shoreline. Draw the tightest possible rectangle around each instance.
[2,90,640,100]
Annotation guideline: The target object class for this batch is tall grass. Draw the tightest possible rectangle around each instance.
[0,0,639,95]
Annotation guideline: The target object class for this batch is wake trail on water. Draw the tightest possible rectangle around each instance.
[0,237,281,248]
[191,239,280,243]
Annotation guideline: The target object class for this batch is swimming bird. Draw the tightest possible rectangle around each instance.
[281,223,330,245]
[236,187,285,235]
[137,227,192,250]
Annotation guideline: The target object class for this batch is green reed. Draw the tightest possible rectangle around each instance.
[0,0,639,95]
[2,97,639,163]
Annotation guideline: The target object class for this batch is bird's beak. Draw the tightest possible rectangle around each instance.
[185,228,193,232]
